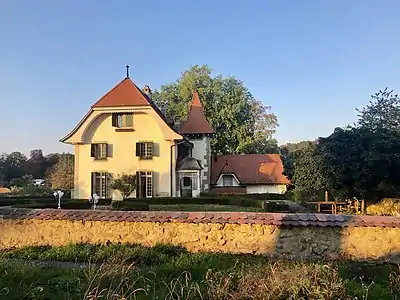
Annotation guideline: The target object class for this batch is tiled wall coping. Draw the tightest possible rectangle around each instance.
[1,208,399,228]
[0,208,400,227]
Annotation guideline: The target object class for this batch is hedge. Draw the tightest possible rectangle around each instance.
[124,197,264,208]
[0,197,111,209]
[111,201,149,211]
[200,192,291,201]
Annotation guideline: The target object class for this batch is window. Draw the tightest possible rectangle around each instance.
[137,171,152,198]
[112,113,133,128]
[183,177,192,187]
[136,142,153,159]
[91,143,108,159]
[223,175,234,187]
[91,172,110,198]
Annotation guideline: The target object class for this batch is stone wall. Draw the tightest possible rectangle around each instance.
[1,208,400,261]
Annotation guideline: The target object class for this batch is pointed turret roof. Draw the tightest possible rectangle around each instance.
[179,91,214,135]
[91,78,151,108]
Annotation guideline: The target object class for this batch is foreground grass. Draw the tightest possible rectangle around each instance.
[1,244,400,299]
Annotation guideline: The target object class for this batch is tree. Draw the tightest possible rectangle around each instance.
[110,174,137,199]
[49,154,74,190]
[316,127,400,202]
[280,142,326,202]
[0,152,27,185]
[24,149,50,179]
[356,88,400,132]
[153,65,278,155]
[281,140,317,153]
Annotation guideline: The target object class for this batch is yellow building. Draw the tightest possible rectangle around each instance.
[61,69,289,200]
[61,71,213,200]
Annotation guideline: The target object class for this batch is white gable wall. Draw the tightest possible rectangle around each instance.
[215,174,241,187]
[246,184,287,194]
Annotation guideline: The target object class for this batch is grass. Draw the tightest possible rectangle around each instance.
[1,243,400,299]
[149,204,262,212]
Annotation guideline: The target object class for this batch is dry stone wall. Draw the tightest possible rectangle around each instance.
[1,208,400,261]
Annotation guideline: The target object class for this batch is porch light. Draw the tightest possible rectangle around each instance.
[53,190,64,209]
[88,194,100,210]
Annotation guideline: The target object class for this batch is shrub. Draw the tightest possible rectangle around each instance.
[262,201,290,212]
[111,201,149,211]
[110,174,136,199]
[0,197,108,210]
[125,196,264,208]
[366,198,400,216]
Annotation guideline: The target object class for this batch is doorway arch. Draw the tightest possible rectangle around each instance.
[180,176,193,197]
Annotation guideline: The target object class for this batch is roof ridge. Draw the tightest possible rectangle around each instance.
[91,78,151,108]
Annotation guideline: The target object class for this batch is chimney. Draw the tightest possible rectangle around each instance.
[143,85,152,99]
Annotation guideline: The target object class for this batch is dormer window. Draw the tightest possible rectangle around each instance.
[223,175,234,187]
[112,113,133,129]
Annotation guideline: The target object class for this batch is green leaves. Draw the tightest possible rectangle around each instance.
[110,173,137,199]
[153,65,278,155]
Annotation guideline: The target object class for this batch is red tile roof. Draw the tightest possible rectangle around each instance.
[0,187,11,194]
[1,208,400,228]
[211,154,290,185]
[91,78,151,108]
[179,92,214,135]
[221,161,235,174]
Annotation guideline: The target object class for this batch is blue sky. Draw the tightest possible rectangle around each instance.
[1,0,399,155]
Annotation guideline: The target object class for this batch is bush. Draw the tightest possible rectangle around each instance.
[111,201,149,211]
[366,198,400,216]
[125,197,264,208]
[262,201,290,212]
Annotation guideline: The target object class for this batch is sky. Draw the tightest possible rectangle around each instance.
[1,0,400,155]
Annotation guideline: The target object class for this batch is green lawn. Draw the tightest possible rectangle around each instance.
[0,243,399,299]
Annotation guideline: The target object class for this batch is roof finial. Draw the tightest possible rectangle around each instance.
[125,65,130,79]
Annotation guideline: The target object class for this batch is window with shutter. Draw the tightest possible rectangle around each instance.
[91,143,108,159]
[112,113,134,129]
[91,172,110,198]
[137,171,153,198]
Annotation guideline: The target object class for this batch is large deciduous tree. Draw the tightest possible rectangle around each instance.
[0,152,27,185]
[153,65,278,155]
[356,88,400,132]
[24,149,50,179]
[281,88,400,203]
[280,141,326,202]
[49,153,74,190]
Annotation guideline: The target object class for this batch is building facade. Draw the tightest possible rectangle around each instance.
[61,73,289,199]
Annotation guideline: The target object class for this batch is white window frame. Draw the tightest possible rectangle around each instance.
[223,175,234,187]
[138,171,153,198]
[92,143,107,159]
[92,172,110,198]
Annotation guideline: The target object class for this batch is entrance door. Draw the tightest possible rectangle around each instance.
[181,177,192,197]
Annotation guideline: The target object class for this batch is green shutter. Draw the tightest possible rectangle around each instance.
[125,114,133,127]
[101,143,107,158]
[90,144,96,157]
[112,114,118,127]
[136,143,141,156]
